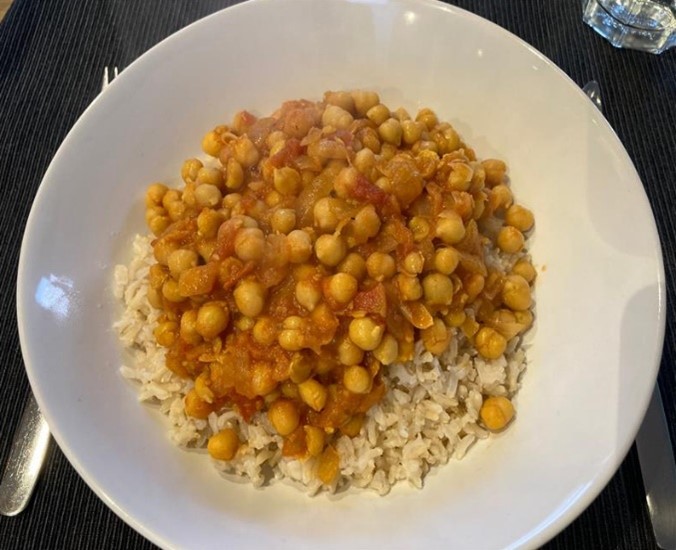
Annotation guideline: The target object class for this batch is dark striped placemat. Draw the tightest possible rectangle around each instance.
[1,1,673,548]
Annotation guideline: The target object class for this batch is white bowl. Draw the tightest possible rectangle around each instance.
[17,0,666,548]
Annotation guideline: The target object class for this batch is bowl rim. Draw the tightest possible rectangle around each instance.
[16,0,667,548]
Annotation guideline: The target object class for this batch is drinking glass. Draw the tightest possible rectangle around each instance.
[583,0,676,53]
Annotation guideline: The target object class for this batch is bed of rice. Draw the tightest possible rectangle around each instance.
[113,234,527,496]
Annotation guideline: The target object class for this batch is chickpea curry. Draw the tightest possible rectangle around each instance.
[143,91,535,485]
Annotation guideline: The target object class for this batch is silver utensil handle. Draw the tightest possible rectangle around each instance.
[0,393,51,516]
[636,384,676,550]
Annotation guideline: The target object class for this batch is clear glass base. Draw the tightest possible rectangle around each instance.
[583,0,676,53]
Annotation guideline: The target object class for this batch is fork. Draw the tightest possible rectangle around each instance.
[0,67,120,516]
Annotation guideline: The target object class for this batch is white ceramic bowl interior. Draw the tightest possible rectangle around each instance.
[17,0,665,548]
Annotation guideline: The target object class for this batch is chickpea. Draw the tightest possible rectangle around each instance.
[162,279,185,303]
[295,279,321,311]
[180,309,202,345]
[185,389,213,419]
[490,184,513,210]
[161,188,180,208]
[328,273,358,304]
[148,214,170,236]
[251,362,277,396]
[441,127,461,153]
[338,336,365,366]
[348,317,384,351]
[195,209,221,238]
[353,147,376,176]
[444,309,466,328]
[351,90,380,116]
[436,211,466,245]
[222,192,242,210]
[448,163,473,192]
[434,247,460,275]
[378,118,402,146]
[313,197,342,232]
[343,365,372,394]
[380,143,397,160]
[252,316,278,346]
[482,159,507,187]
[270,208,296,234]
[463,273,484,301]
[194,184,222,208]
[401,120,424,145]
[181,158,203,184]
[497,226,525,254]
[403,251,424,275]
[474,326,507,360]
[147,286,163,309]
[234,279,266,317]
[408,216,431,241]
[234,227,265,262]
[207,428,240,460]
[278,328,304,351]
[514,309,534,330]
[202,130,222,157]
[361,127,382,153]
[196,166,223,188]
[286,230,313,263]
[149,264,169,289]
[374,176,392,194]
[324,90,355,113]
[234,315,255,331]
[416,107,438,130]
[333,167,357,198]
[422,273,454,306]
[505,204,534,232]
[165,199,186,222]
[338,253,367,281]
[145,183,168,207]
[373,333,399,365]
[232,136,260,168]
[352,205,381,242]
[511,259,536,283]
[322,104,354,129]
[194,302,229,339]
[154,321,178,347]
[416,150,440,178]
[304,425,326,457]
[315,234,347,267]
[273,166,301,195]
[265,191,282,210]
[289,353,313,384]
[153,239,179,266]
[501,274,532,311]
[316,446,340,485]
[396,273,423,301]
[225,157,244,190]
[167,249,198,279]
[267,399,300,436]
[421,318,452,355]
[366,103,390,126]
[298,379,328,411]
[366,252,396,281]
[340,415,365,437]
[480,396,515,431]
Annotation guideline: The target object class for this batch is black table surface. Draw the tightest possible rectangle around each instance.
[1,1,674,548]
